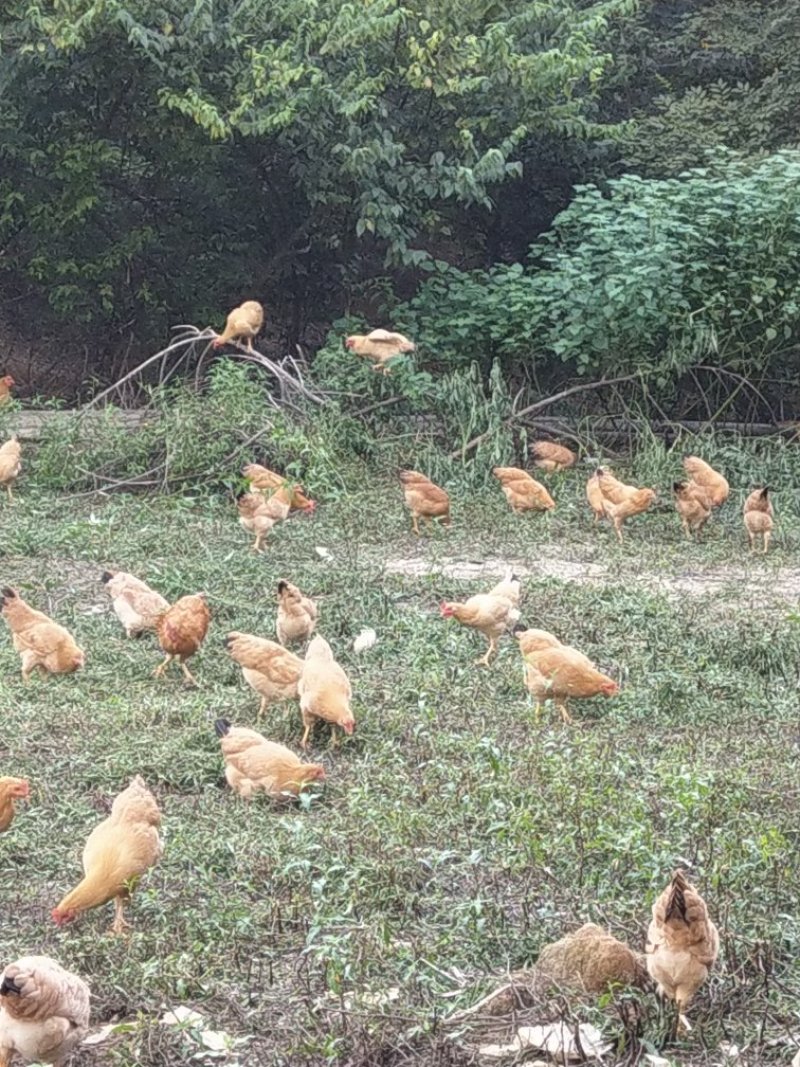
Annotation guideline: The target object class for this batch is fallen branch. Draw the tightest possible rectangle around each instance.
[448,374,639,460]
[81,327,326,413]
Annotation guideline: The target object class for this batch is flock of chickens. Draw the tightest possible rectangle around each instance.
[0,307,750,1063]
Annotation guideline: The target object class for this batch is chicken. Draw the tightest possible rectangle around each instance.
[596,468,656,542]
[153,593,210,687]
[646,869,719,1032]
[586,466,615,521]
[515,627,618,724]
[535,923,648,994]
[298,635,355,749]
[101,569,170,638]
[224,631,303,714]
[52,775,162,935]
[214,719,324,800]
[493,467,555,514]
[0,588,85,682]
[399,470,451,535]
[241,463,316,512]
[531,441,576,472]
[673,480,712,539]
[237,484,301,552]
[345,329,415,374]
[276,580,318,646]
[212,300,264,351]
[682,456,729,509]
[448,923,646,1021]
[0,956,90,1067]
[0,777,29,833]
[440,576,521,667]
[0,437,21,502]
[0,376,15,407]
[743,486,773,553]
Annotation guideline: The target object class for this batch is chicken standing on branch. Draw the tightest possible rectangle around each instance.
[102,570,169,639]
[212,300,264,352]
[399,470,451,535]
[682,456,729,509]
[237,485,303,553]
[673,481,712,540]
[531,441,576,472]
[0,376,15,406]
[153,593,210,687]
[440,575,521,667]
[516,627,618,724]
[596,468,656,542]
[0,956,90,1067]
[52,776,162,935]
[0,437,21,503]
[215,720,324,800]
[1,588,85,682]
[241,464,316,512]
[345,329,415,374]
[0,777,29,832]
[276,580,318,646]
[493,467,555,514]
[646,869,719,1033]
[298,636,355,749]
[743,486,773,553]
[225,632,302,716]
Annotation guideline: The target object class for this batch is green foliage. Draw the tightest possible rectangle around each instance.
[604,0,800,176]
[400,151,800,396]
[0,0,635,348]
[1,451,800,1062]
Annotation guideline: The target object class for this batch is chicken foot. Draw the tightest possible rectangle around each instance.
[474,638,497,667]
[179,658,199,688]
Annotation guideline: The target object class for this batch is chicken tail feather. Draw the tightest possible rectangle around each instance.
[0,975,22,996]
[214,718,232,738]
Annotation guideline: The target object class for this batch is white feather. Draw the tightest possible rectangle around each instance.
[353,628,378,653]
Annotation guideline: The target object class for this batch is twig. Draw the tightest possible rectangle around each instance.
[448,374,639,460]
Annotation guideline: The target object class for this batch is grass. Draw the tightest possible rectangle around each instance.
[1,452,800,1066]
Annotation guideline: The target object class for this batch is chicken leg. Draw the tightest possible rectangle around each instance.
[475,637,497,667]
[179,658,199,687]
[411,515,421,536]
[110,896,130,936]
[555,700,573,725]
[153,654,173,678]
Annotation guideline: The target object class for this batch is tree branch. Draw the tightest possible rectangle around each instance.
[447,374,640,460]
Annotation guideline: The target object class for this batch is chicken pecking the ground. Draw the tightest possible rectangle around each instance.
[153,593,210,687]
[0,588,85,682]
[646,869,719,1035]
[515,626,618,724]
[212,300,264,352]
[52,776,162,935]
[345,329,415,374]
[224,631,303,716]
[493,467,555,514]
[0,956,90,1067]
[298,636,355,749]
[440,575,521,667]
[531,441,576,472]
[743,486,773,553]
[398,470,451,535]
[215,719,325,800]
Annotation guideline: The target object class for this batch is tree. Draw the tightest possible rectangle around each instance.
[0,0,637,370]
